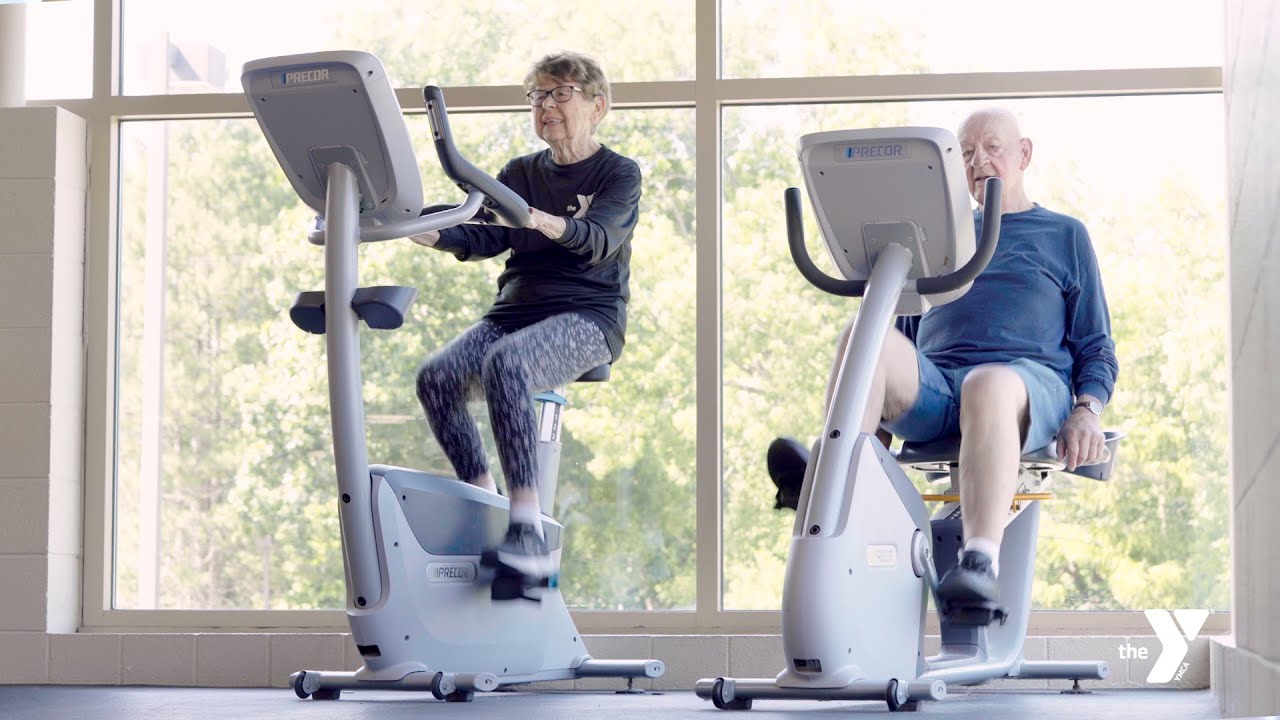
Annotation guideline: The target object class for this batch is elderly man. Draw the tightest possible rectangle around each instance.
[769,107,1118,611]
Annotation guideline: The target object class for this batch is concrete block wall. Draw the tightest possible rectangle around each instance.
[0,632,1213,691]
[0,107,86,654]
[1219,0,1280,716]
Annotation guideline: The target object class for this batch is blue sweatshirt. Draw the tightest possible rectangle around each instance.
[896,205,1118,405]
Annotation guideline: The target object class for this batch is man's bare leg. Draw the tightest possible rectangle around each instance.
[825,322,921,434]
[768,325,922,509]
[955,365,1030,574]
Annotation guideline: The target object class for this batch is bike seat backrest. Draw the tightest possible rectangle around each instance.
[895,430,1126,482]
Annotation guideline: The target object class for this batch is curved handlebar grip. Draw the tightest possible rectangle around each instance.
[914,176,1002,295]
[787,176,1004,300]
[785,187,867,297]
[420,202,462,216]
[360,190,486,243]
[422,85,531,229]
[420,203,512,227]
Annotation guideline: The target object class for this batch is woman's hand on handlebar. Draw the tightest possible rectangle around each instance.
[410,230,441,247]
[528,208,566,239]
[408,205,541,242]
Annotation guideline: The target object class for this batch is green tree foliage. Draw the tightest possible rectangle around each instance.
[334,0,693,86]
[1032,176,1229,611]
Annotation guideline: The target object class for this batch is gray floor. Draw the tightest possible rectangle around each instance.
[0,686,1227,720]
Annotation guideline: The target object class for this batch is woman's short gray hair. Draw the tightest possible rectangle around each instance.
[524,51,611,114]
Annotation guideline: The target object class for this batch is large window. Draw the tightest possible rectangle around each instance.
[17,0,1226,630]
[114,109,695,611]
[722,0,1224,78]
[23,0,93,100]
[119,0,695,95]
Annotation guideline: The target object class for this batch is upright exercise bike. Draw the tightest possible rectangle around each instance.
[242,50,664,703]
[696,128,1123,711]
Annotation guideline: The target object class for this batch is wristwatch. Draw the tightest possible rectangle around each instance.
[1073,398,1103,416]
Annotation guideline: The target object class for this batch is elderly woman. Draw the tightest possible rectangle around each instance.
[410,51,641,589]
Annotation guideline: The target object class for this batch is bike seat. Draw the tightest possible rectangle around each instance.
[576,364,611,383]
[895,430,1126,481]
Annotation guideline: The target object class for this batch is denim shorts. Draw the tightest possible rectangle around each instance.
[882,354,1073,453]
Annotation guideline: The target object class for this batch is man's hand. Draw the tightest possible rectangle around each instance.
[1057,405,1105,471]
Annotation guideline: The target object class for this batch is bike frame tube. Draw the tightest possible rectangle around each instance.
[324,162,382,610]
[802,242,913,537]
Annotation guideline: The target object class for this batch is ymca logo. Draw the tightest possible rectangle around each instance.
[1144,609,1209,683]
[566,193,594,219]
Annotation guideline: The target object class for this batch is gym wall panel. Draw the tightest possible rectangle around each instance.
[0,254,54,329]
[0,108,58,179]
[266,635,346,689]
[121,634,197,686]
[649,635,727,691]
[195,635,270,688]
[0,478,50,555]
[0,178,56,254]
[0,633,49,684]
[0,327,51,404]
[0,106,87,651]
[0,403,52,479]
[1221,0,1280,715]
[0,556,50,631]
[48,633,120,685]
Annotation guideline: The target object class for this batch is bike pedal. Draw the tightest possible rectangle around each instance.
[490,574,536,602]
[484,558,558,603]
[942,601,1009,627]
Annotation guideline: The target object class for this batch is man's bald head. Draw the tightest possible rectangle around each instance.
[957,107,1034,213]
[959,108,1023,147]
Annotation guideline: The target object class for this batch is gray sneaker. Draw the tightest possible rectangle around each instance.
[938,550,998,603]
[480,522,559,594]
[937,550,1006,626]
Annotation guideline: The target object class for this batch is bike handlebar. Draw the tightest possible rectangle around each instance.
[785,176,1003,298]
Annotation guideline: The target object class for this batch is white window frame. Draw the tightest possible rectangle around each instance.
[43,0,1228,635]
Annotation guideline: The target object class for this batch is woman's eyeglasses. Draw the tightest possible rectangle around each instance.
[526,85,586,106]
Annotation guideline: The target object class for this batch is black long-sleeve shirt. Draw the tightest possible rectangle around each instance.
[433,145,642,361]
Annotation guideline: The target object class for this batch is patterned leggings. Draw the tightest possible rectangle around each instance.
[415,313,612,490]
